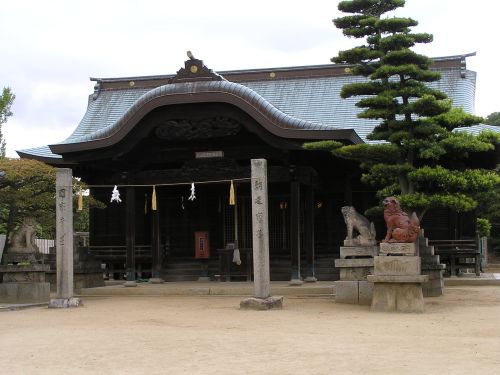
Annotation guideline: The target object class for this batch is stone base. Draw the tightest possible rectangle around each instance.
[149,277,165,284]
[370,283,425,313]
[240,296,283,310]
[0,282,50,303]
[48,297,82,308]
[0,264,49,283]
[379,242,416,256]
[1,252,38,265]
[304,276,318,283]
[334,280,373,305]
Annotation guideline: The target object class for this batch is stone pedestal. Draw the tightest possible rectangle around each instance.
[368,250,428,313]
[379,242,416,256]
[334,245,377,305]
[0,264,50,303]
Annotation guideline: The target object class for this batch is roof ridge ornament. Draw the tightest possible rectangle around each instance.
[170,51,226,83]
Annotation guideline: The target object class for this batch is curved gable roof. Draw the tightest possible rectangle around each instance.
[50,79,362,155]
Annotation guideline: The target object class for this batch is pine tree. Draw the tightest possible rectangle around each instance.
[306,0,500,219]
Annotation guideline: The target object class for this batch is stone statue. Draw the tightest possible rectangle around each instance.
[9,217,39,254]
[341,206,376,246]
[382,197,420,243]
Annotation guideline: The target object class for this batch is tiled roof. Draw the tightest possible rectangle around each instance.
[242,68,476,142]
[454,124,500,135]
[18,55,479,160]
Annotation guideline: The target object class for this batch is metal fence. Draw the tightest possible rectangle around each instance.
[34,239,54,254]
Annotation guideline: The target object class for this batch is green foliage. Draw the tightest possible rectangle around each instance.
[309,0,499,220]
[0,158,105,242]
[432,107,483,130]
[0,158,57,240]
[0,87,15,158]
[302,140,343,152]
[333,143,400,163]
[476,218,491,237]
[484,112,500,126]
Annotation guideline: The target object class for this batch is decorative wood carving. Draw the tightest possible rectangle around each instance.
[170,57,225,83]
[154,116,242,140]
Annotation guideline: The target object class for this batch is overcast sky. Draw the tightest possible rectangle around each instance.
[1,0,498,158]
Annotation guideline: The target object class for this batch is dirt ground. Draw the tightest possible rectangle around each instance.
[1,286,499,375]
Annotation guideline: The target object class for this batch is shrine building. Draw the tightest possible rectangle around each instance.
[18,53,482,282]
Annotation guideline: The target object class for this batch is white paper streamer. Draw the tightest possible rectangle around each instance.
[188,182,196,201]
[110,185,122,203]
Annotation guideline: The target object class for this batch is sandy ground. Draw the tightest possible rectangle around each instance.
[1,286,499,375]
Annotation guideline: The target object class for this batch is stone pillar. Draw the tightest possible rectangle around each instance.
[289,179,303,285]
[304,185,317,282]
[49,168,81,308]
[150,207,163,283]
[240,159,282,310]
[124,187,137,287]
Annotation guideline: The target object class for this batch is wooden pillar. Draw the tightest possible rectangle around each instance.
[304,185,317,282]
[150,202,163,283]
[344,176,353,206]
[290,179,303,285]
[125,187,137,287]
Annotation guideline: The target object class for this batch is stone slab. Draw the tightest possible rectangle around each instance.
[48,297,82,308]
[423,288,443,297]
[304,276,318,283]
[339,267,373,281]
[334,281,358,304]
[380,242,416,256]
[240,296,283,310]
[335,258,374,268]
[421,263,446,271]
[149,278,165,284]
[343,239,376,247]
[0,282,50,303]
[340,246,378,259]
[371,283,425,313]
[368,275,429,283]
[374,256,420,276]
[358,280,373,305]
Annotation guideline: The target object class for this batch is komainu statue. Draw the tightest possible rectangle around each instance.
[9,217,39,254]
[382,197,420,243]
[341,206,376,246]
